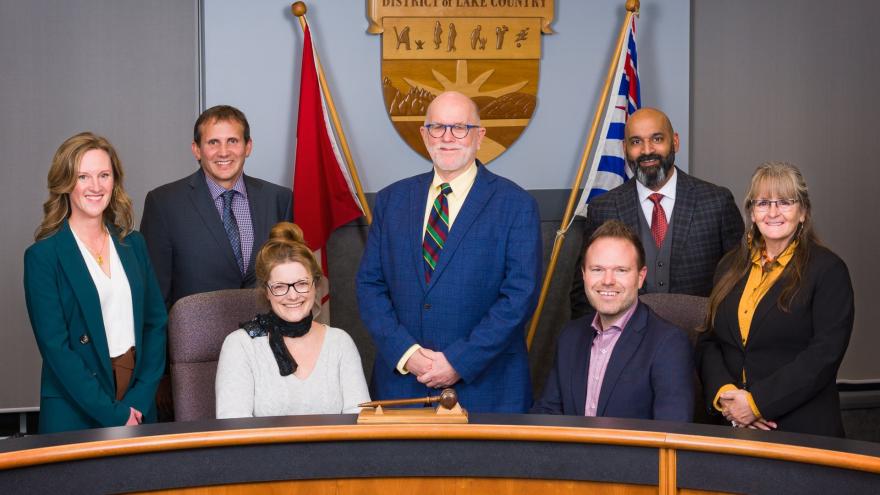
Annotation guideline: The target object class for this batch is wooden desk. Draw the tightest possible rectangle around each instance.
[1,415,878,494]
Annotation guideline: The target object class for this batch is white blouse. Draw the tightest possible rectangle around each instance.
[71,230,135,358]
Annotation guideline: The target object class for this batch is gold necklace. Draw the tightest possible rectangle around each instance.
[87,230,108,266]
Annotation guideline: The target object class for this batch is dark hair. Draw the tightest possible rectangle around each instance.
[582,219,646,269]
[255,222,323,294]
[193,105,251,144]
[705,161,818,329]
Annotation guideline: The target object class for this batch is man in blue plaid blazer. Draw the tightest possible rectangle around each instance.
[356,92,542,413]
[571,108,743,319]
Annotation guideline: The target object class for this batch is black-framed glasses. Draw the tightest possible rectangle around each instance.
[751,199,799,212]
[424,123,480,139]
[266,280,313,296]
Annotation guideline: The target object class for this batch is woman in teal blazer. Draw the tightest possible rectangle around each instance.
[24,132,166,433]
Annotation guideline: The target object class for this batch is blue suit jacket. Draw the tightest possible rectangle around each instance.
[140,169,292,309]
[24,221,167,433]
[532,302,694,421]
[356,165,542,413]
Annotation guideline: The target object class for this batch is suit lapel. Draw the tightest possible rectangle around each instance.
[426,165,495,291]
[617,181,641,231]
[55,222,113,380]
[244,175,265,279]
[720,277,749,350]
[669,168,695,257]
[411,173,433,292]
[188,170,241,274]
[570,321,594,416]
[747,275,785,344]
[597,303,648,416]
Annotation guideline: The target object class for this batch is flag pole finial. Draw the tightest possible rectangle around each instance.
[291,2,307,17]
[626,0,640,13]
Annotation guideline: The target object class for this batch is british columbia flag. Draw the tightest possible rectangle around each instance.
[574,15,640,217]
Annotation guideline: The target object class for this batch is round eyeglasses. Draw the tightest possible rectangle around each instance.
[424,123,480,139]
[751,199,799,212]
[266,280,313,296]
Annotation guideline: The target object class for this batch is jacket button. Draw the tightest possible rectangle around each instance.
[80,334,90,344]
[658,281,665,287]
[424,304,431,310]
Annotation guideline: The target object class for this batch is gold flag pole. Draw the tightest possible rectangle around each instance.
[526,0,640,349]
[292,2,373,225]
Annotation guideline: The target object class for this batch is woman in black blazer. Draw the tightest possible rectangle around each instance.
[697,162,854,437]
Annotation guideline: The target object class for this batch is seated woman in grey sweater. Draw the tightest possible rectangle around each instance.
[215,222,370,418]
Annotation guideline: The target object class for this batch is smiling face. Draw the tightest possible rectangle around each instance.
[750,182,806,255]
[266,261,316,323]
[191,118,252,189]
[69,149,114,223]
[583,237,648,328]
[420,92,486,182]
[624,108,680,190]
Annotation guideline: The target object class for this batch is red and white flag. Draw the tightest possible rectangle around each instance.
[293,24,364,321]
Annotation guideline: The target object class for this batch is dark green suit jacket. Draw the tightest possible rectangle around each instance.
[24,221,167,433]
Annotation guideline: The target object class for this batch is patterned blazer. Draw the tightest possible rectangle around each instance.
[571,167,743,318]
[356,164,542,413]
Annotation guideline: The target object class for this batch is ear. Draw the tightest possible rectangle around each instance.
[672,132,680,153]
[637,265,648,289]
[244,138,253,157]
[190,141,202,161]
[475,126,487,149]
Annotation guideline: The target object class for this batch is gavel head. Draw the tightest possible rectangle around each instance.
[438,388,458,409]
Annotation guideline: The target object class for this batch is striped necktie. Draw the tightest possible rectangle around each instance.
[221,189,245,275]
[423,183,452,283]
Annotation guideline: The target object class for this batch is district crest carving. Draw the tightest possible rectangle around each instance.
[367,0,555,164]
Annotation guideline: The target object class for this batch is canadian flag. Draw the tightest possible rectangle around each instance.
[293,24,364,321]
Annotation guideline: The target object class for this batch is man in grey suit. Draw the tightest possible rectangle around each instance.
[570,108,743,318]
[141,105,292,309]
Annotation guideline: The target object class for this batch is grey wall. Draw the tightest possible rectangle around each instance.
[691,0,879,381]
[202,0,692,190]
[0,0,199,410]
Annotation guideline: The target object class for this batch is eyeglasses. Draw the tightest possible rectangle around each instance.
[266,280,313,296]
[424,123,480,139]
[751,199,799,212]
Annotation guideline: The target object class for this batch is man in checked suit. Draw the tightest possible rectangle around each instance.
[570,108,743,318]
[356,91,542,413]
[140,106,292,416]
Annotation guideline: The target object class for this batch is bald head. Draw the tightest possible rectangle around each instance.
[420,91,486,181]
[425,91,481,124]
[623,108,679,190]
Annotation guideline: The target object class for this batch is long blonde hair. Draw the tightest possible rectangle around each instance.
[705,162,818,328]
[35,132,134,241]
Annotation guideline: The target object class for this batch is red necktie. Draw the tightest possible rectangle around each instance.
[648,193,667,247]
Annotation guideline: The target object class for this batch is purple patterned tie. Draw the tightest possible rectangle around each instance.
[422,183,452,283]
[221,189,244,274]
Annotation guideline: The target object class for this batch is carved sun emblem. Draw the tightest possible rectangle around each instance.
[403,60,528,99]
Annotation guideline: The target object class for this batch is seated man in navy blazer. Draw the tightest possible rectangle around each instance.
[533,220,693,421]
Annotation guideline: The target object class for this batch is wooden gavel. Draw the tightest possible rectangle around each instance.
[359,388,458,410]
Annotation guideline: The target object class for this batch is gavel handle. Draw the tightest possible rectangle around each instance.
[358,396,436,408]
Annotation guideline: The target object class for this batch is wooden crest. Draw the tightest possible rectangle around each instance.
[367,1,555,164]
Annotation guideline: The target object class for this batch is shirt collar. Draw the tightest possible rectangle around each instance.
[431,161,478,197]
[751,239,798,267]
[591,299,640,333]
[205,173,248,201]
[636,166,678,204]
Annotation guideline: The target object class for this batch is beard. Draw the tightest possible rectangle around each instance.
[628,150,675,189]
